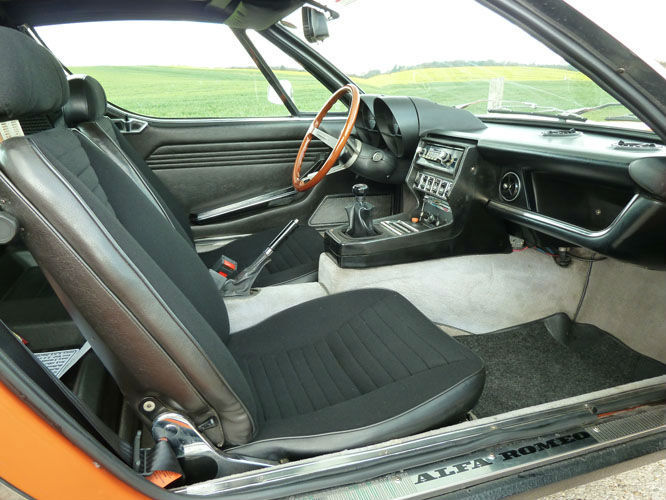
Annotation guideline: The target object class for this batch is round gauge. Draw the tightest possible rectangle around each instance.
[373,96,419,158]
[361,102,376,130]
[374,99,403,156]
[355,98,382,147]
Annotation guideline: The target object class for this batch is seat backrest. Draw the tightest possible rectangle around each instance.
[62,75,194,243]
[0,27,257,446]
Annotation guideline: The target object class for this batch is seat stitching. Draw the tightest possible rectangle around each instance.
[357,309,414,376]
[272,353,302,418]
[255,355,286,420]
[286,234,312,263]
[331,328,378,392]
[365,305,429,373]
[290,347,330,410]
[379,296,453,364]
[228,365,484,449]
[276,240,300,269]
[241,357,265,423]
[284,349,317,414]
[314,340,357,399]
[301,344,335,407]
[347,318,395,384]
[278,239,301,269]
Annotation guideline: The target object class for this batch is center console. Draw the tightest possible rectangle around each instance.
[325,135,509,268]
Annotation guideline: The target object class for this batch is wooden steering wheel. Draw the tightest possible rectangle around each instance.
[292,84,361,191]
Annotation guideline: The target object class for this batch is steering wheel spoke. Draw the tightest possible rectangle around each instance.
[311,127,339,149]
[292,84,360,192]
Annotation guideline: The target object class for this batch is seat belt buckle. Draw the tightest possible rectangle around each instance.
[212,255,238,279]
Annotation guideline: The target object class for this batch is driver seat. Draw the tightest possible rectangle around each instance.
[62,74,323,287]
[0,27,485,460]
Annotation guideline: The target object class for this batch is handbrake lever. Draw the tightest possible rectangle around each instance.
[221,219,299,297]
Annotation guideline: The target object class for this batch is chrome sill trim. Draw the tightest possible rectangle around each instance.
[303,405,666,500]
[195,187,298,222]
[173,375,666,496]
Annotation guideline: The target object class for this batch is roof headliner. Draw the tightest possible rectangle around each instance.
[0,0,302,28]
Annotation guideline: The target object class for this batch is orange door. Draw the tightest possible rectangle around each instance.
[0,380,150,500]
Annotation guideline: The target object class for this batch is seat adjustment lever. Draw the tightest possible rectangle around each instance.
[151,412,277,480]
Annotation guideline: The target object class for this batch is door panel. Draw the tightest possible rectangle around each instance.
[146,138,330,211]
[120,117,357,237]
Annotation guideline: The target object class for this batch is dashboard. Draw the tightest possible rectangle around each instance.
[347,94,666,269]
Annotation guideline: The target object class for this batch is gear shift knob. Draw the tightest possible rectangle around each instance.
[352,183,369,198]
[345,183,378,238]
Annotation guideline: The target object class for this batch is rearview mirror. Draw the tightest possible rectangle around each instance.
[302,7,329,43]
[267,80,293,106]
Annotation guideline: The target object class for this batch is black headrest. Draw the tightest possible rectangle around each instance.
[62,75,108,127]
[0,26,69,121]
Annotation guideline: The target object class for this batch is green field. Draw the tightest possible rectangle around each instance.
[70,65,631,122]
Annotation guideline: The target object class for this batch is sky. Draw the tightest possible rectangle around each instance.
[36,0,666,76]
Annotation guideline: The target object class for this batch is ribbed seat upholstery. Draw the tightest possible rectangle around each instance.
[227,289,484,457]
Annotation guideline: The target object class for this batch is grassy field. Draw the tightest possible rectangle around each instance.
[70,65,630,122]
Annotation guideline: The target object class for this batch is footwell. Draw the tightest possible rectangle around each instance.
[456,316,666,417]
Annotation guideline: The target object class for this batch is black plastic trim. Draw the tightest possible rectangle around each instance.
[260,24,353,102]
[233,29,299,116]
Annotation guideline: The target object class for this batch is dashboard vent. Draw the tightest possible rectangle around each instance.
[541,128,581,137]
[499,172,521,202]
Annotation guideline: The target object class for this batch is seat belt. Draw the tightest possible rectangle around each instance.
[0,320,183,488]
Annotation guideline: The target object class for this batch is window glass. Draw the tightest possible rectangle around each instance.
[247,30,346,113]
[37,21,291,118]
[281,0,654,130]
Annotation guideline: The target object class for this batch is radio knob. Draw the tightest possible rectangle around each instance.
[439,152,451,164]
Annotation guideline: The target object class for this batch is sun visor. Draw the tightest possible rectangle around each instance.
[208,0,303,30]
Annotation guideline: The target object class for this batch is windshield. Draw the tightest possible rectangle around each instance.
[280,0,666,131]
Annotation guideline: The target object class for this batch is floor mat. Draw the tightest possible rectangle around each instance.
[456,317,666,417]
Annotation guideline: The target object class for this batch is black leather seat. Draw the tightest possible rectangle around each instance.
[62,74,323,287]
[0,27,485,459]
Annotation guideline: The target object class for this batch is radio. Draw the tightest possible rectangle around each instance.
[416,144,464,174]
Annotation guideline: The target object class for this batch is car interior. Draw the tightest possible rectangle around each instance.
[0,0,665,495]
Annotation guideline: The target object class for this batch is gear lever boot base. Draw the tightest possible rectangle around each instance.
[344,184,379,238]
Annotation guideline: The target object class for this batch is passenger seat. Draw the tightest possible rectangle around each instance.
[63,74,324,287]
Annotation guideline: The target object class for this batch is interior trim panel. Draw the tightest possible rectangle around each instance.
[146,139,329,170]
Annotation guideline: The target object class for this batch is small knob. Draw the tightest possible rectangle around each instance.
[352,183,369,197]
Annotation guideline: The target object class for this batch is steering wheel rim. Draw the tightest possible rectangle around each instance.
[292,84,361,192]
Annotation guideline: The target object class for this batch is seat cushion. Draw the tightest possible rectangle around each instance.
[227,288,485,458]
[200,225,324,287]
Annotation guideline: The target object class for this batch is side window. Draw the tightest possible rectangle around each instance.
[247,30,346,113]
[36,21,292,118]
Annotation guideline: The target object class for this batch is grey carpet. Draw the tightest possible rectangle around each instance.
[456,319,666,417]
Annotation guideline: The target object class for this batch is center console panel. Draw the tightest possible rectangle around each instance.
[325,135,510,268]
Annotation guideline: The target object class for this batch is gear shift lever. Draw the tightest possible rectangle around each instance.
[345,183,379,237]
